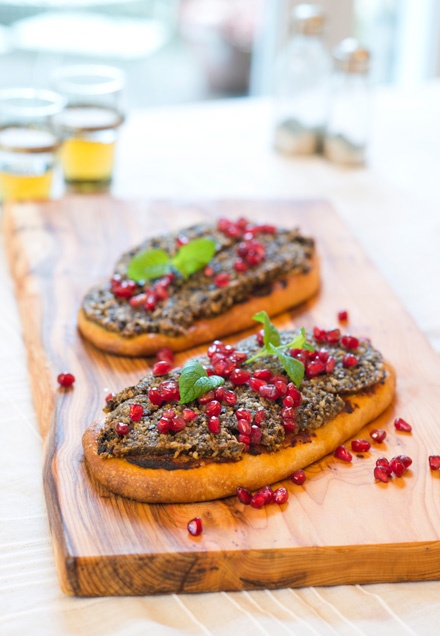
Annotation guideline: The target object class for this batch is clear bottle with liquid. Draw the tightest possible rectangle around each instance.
[324,38,370,165]
[273,3,331,155]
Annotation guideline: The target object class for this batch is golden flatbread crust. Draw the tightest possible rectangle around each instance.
[78,254,320,356]
[82,363,395,503]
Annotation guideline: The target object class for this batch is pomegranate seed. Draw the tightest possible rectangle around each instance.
[204,266,214,277]
[317,350,330,363]
[223,345,235,355]
[343,354,358,368]
[326,329,341,345]
[224,390,237,406]
[274,380,288,397]
[163,409,176,420]
[291,469,306,485]
[112,280,137,299]
[237,419,252,435]
[290,349,308,364]
[206,367,215,376]
[183,408,198,421]
[282,419,298,434]
[259,384,279,400]
[153,360,172,376]
[325,357,336,373]
[217,217,230,232]
[250,425,263,444]
[389,457,407,477]
[249,377,267,392]
[341,335,359,349]
[129,293,148,308]
[271,374,288,385]
[214,360,235,377]
[157,418,171,433]
[374,466,390,483]
[429,456,440,470]
[253,369,273,382]
[375,457,392,475]
[313,327,327,342]
[208,416,221,434]
[238,433,251,445]
[370,429,387,443]
[148,387,163,406]
[281,406,296,420]
[154,285,168,301]
[273,487,289,505]
[235,408,251,422]
[115,422,130,436]
[198,390,216,405]
[187,517,203,536]
[236,486,252,504]
[283,396,294,408]
[394,417,412,433]
[129,403,144,422]
[254,409,266,426]
[338,309,348,322]
[233,258,248,273]
[256,329,265,346]
[211,352,226,365]
[231,351,248,363]
[395,455,412,468]
[214,386,226,402]
[156,347,174,363]
[226,225,241,238]
[351,439,371,453]
[57,372,75,387]
[105,392,116,403]
[256,485,274,505]
[286,384,302,406]
[144,294,157,311]
[205,400,221,417]
[214,272,230,287]
[334,445,352,462]
[176,235,189,247]
[170,416,186,432]
[306,360,325,378]
[230,369,251,385]
[158,381,180,402]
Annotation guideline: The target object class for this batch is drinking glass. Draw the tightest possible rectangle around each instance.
[0,88,65,202]
[52,65,125,193]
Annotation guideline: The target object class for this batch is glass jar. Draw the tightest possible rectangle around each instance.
[324,38,370,165]
[273,3,331,155]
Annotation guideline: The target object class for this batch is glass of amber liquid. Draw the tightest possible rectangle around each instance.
[0,88,65,202]
[52,65,125,193]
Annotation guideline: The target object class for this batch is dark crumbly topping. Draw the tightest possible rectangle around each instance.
[82,223,314,338]
[97,329,386,464]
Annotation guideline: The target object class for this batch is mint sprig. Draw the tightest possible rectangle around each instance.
[127,237,216,282]
[246,312,314,387]
[179,360,225,404]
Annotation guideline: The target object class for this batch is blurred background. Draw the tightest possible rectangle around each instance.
[0,0,438,108]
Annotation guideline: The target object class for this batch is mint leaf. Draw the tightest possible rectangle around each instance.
[252,311,281,347]
[172,238,216,279]
[267,343,305,387]
[179,360,224,404]
[283,327,314,352]
[127,249,171,282]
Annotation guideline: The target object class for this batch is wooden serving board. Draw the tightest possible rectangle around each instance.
[5,197,440,596]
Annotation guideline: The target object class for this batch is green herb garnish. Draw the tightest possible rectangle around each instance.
[246,311,314,386]
[127,237,216,282]
[179,360,225,404]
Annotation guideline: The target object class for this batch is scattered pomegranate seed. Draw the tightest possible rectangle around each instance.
[253,368,273,382]
[341,335,359,349]
[205,400,222,417]
[291,469,306,485]
[170,416,186,432]
[375,457,392,475]
[57,372,75,387]
[229,369,251,385]
[325,357,336,373]
[306,360,326,378]
[224,390,237,405]
[394,417,412,433]
[208,416,221,434]
[115,422,130,436]
[237,419,252,435]
[154,285,168,301]
[351,439,371,453]
[198,390,216,405]
[249,377,267,392]
[395,455,412,468]
[283,396,294,408]
[343,354,358,368]
[429,456,440,471]
[317,350,330,363]
[256,485,274,505]
[231,351,248,364]
[374,466,390,483]
[254,409,266,426]
[290,349,307,363]
[236,486,252,504]
[129,403,144,422]
[187,517,203,536]
[235,408,251,422]
[273,487,289,505]
[274,380,287,397]
[334,445,353,462]
[250,425,263,444]
[370,429,387,443]
[313,327,327,342]
[250,493,266,509]
[156,347,174,363]
[148,387,163,406]
[157,418,171,434]
[183,408,198,422]
[389,457,407,477]
[286,384,302,406]
[283,419,298,434]
[338,310,348,322]
[158,380,180,402]
[238,433,251,447]
[112,279,137,299]
[259,384,279,400]
[144,294,157,311]
[162,409,176,420]
[214,272,230,287]
[129,293,148,308]
[153,360,172,376]
[326,329,341,344]
[281,406,296,420]
[214,386,226,402]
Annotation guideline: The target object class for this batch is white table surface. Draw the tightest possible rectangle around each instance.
[2,81,440,635]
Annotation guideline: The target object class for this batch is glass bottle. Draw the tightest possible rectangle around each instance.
[273,3,331,155]
[324,38,370,165]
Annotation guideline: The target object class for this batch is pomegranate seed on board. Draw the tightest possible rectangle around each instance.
[334,445,352,462]
[57,372,75,387]
[236,486,252,504]
[374,466,390,483]
[256,486,274,505]
[250,493,266,509]
[370,429,387,443]
[341,335,359,349]
[187,517,203,536]
[394,417,412,433]
[205,400,222,417]
[389,457,407,477]
[115,422,130,436]
[429,456,440,471]
[343,354,358,368]
[376,457,392,475]
[338,310,348,322]
[351,439,371,453]
[273,487,289,505]
[395,455,412,468]
[153,360,172,376]
[291,470,306,485]
[156,347,174,363]
[129,404,144,422]
[208,416,221,434]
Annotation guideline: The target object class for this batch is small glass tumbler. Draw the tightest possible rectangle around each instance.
[52,65,125,193]
[0,88,65,202]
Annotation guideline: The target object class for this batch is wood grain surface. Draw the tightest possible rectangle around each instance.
[4,196,440,597]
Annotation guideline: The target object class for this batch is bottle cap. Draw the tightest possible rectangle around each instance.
[333,38,370,73]
[291,4,325,35]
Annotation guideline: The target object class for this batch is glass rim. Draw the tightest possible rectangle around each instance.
[0,88,66,117]
[52,65,125,95]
